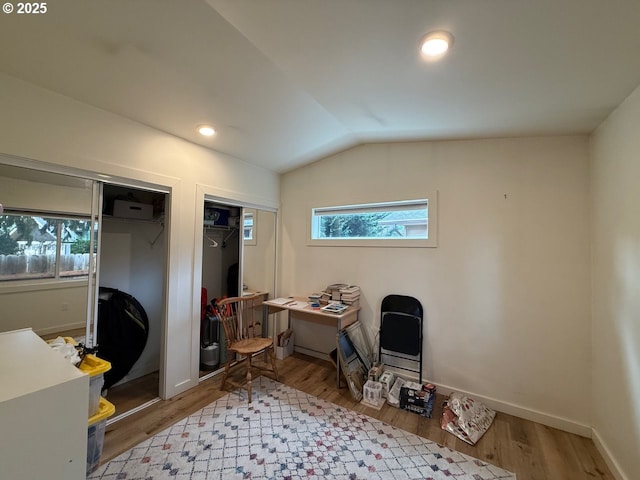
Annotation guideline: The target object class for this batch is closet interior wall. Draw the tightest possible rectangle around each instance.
[201,202,240,301]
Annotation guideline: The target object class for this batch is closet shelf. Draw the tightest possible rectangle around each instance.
[102,214,164,224]
[204,224,237,231]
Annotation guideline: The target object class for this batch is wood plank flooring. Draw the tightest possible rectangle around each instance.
[101,353,614,480]
[105,371,160,416]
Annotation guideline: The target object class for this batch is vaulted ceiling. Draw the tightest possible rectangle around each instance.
[2,0,640,173]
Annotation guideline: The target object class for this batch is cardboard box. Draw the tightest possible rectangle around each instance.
[368,362,383,382]
[113,200,153,220]
[275,331,294,360]
[388,377,422,407]
[378,370,395,398]
[399,383,437,418]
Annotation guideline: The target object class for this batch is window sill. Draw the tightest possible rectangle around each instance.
[307,238,437,248]
[0,278,88,294]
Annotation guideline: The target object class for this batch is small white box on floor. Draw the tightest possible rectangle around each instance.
[275,332,294,360]
[379,370,395,398]
[361,380,385,409]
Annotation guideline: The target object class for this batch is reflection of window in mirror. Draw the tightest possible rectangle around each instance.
[243,209,257,246]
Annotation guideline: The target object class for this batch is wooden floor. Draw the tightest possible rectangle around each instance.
[105,371,160,417]
[102,353,614,480]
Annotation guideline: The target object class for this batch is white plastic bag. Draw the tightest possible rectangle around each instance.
[48,336,81,365]
[441,392,495,445]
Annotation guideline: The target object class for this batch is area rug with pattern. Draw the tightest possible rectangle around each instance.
[89,378,516,479]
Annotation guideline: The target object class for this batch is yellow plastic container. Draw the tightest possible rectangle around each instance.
[78,354,112,417]
[46,337,112,416]
[78,353,112,377]
[87,397,116,475]
[88,397,116,426]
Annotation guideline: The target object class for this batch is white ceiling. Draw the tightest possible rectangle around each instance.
[2,0,640,173]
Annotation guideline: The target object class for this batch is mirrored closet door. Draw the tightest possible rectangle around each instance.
[0,163,97,339]
[0,161,170,421]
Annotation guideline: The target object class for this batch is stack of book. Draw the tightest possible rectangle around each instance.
[308,293,322,306]
[339,285,361,307]
[325,283,348,301]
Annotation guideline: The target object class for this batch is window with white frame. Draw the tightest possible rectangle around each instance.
[243,209,257,245]
[309,196,437,247]
[0,212,94,281]
[242,210,255,242]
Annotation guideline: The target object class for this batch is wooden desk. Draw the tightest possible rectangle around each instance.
[263,298,360,388]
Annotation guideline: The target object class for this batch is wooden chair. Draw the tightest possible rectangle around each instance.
[217,294,279,403]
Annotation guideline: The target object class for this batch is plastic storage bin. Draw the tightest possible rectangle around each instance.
[46,337,112,417]
[78,354,112,417]
[86,397,116,475]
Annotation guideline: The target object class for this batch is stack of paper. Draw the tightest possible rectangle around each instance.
[270,297,295,305]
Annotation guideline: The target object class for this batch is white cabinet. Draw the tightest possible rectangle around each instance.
[0,328,89,479]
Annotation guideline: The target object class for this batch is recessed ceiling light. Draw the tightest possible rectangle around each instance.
[197,125,216,137]
[420,31,454,58]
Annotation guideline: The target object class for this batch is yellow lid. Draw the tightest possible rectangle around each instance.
[78,353,112,376]
[88,397,116,426]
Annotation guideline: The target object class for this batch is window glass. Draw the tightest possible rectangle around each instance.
[311,200,429,240]
[243,212,254,241]
[0,213,92,281]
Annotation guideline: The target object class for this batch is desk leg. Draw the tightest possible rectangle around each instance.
[336,318,342,388]
[262,304,268,338]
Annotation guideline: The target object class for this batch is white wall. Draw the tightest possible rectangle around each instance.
[590,84,640,480]
[0,73,279,398]
[0,283,87,335]
[280,136,592,434]
[202,227,239,300]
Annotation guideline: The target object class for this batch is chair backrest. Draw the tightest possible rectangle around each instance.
[217,294,261,348]
[379,294,424,381]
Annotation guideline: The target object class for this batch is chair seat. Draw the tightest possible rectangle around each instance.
[230,337,273,355]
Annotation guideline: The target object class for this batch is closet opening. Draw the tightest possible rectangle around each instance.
[198,198,277,381]
[99,184,168,422]
[200,201,241,377]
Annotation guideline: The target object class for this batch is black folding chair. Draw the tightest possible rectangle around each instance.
[378,294,423,382]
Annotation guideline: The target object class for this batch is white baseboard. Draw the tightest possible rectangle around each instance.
[294,345,328,360]
[592,428,629,480]
[427,379,592,437]
[293,349,592,438]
